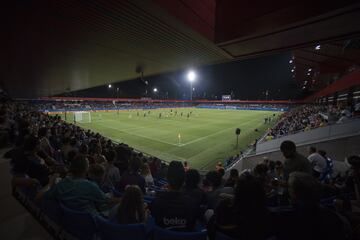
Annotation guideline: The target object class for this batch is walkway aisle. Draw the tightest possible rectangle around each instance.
[0,148,52,240]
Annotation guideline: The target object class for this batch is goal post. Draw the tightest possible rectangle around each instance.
[74,111,92,123]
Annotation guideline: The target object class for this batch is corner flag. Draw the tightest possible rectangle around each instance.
[178,133,181,145]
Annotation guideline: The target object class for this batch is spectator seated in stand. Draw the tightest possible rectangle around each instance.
[38,127,54,158]
[37,155,119,215]
[88,163,106,188]
[11,135,52,187]
[4,101,357,240]
[118,156,146,194]
[150,161,199,231]
[205,171,233,210]
[207,173,274,240]
[91,145,107,164]
[337,112,350,124]
[265,104,328,140]
[274,172,346,240]
[307,146,328,179]
[224,169,239,188]
[182,169,207,208]
[109,185,149,224]
[103,150,121,188]
[140,163,154,187]
[183,161,190,172]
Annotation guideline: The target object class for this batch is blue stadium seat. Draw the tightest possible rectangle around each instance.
[15,185,41,216]
[154,178,168,187]
[95,216,147,240]
[216,231,277,240]
[153,225,207,240]
[216,231,235,240]
[59,202,97,240]
[144,195,155,204]
[39,199,63,237]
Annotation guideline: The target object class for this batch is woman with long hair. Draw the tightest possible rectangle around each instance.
[140,163,154,187]
[115,185,148,224]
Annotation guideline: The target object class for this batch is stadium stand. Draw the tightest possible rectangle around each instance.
[263,103,356,141]
[3,1,360,239]
[1,98,359,240]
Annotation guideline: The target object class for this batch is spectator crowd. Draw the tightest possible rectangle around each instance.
[1,100,360,240]
[265,103,357,141]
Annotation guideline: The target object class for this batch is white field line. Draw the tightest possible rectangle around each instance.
[179,126,237,146]
[98,118,256,148]
[97,124,179,146]
[178,118,255,147]
[99,118,188,132]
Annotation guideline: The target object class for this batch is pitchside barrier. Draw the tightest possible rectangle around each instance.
[195,105,288,111]
[256,117,360,155]
[43,105,289,114]
[43,106,192,114]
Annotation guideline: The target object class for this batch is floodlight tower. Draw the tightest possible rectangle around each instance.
[187,70,196,101]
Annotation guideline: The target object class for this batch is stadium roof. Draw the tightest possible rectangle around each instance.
[292,39,360,91]
[2,0,360,98]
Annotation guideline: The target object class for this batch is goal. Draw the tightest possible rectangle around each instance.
[74,111,92,123]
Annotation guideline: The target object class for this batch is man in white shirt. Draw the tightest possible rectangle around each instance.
[307,147,327,178]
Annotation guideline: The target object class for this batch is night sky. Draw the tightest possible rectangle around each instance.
[65,52,304,100]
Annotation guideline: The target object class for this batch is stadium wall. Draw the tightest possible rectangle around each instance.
[37,96,301,104]
[43,106,192,113]
[235,134,360,176]
[256,118,360,154]
[44,105,288,113]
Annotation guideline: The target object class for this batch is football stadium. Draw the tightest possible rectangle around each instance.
[1,1,360,240]
[62,108,282,170]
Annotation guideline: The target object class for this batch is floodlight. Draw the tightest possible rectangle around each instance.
[108,84,112,88]
[289,60,293,64]
[187,70,196,82]
[153,88,158,93]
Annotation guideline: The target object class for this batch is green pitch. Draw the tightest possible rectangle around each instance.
[63,108,281,170]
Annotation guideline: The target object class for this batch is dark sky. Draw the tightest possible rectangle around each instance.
[66,52,304,100]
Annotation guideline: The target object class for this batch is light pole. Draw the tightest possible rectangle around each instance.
[187,70,196,101]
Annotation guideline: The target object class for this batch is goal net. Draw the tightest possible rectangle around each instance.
[74,111,92,123]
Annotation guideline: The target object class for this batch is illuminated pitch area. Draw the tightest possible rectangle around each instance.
[63,108,281,170]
